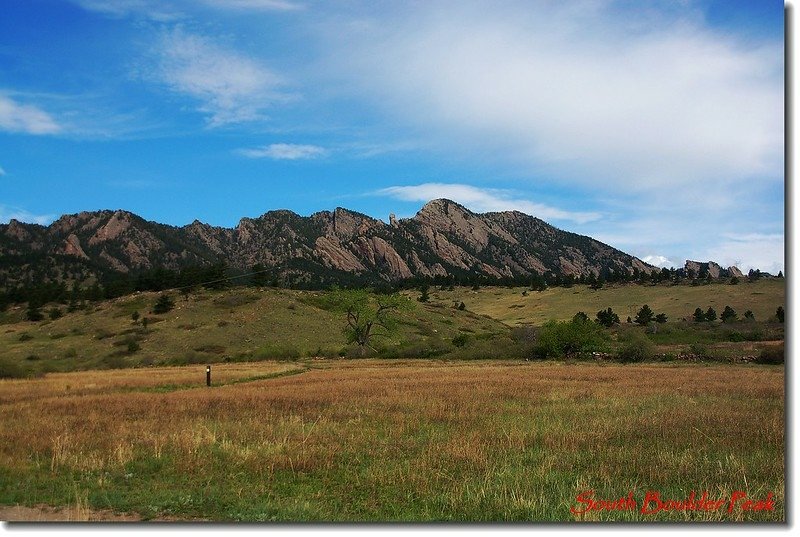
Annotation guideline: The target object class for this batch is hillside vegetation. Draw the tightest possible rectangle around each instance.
[432,279,784,326]
[0,279,784,379]
[0,287,507,376]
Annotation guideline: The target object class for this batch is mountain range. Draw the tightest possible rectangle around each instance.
[1,198,735,289]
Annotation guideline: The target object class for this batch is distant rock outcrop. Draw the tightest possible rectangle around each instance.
[683,260,744,280]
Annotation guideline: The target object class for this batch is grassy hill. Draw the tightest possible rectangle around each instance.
[0,287,507,376]
[429,279,785,326]
[0,279,785,378]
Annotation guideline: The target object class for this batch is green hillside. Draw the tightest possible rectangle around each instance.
[0,287,507,376]
[429,279,785,326]
[0,279,785,378]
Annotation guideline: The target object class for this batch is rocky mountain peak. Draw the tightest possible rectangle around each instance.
[5,219,32,241]
[415,198,472,219]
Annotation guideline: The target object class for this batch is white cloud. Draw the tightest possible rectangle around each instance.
[71,0,183,21]
[239,143,328,160]
[73,0,301,19]
[704,233,784,275]
[200,0,303,11]
[642,255,677,269]
[328,3,782,191]
[0,95,61,134]
[375,183,601,224]
[0,166,5,176]
[155,29,288,126]
[0,205,55,226]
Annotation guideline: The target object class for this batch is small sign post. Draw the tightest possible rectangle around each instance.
[206,365,211,387]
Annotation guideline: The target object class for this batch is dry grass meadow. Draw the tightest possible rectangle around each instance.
[0,359,784,521]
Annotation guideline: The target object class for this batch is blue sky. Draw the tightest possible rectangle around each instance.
[0,0,785,273]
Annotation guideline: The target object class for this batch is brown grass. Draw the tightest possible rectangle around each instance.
[0,359,784,521]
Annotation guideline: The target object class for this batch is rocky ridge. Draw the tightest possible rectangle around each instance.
[1,199,665,286]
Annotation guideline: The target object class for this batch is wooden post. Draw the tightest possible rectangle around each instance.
[206,365,211,387]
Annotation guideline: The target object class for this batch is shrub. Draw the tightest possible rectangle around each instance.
[452,333,470,347]
[0,357,27,379]
[48,307,63,320]
[689,343,711,359]
[776,306,784,323]
[573,311,589,323]
[458,302,466,311]
[617,332,655,363]
[655,313,668,323]
[255,343,301,361]
[756,344,784,364]
[510,326,537,343]
[531,319,609,360]
[705,307,717,322]
[18,333,33,342]
[727,331,745,342]
[127,340,141,354]
[101,354,128,369]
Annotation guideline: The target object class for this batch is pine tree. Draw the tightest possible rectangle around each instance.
[573,311,590,323]
[152,294,175,314]
[635,304,654,325]
[721,306,737,323]
[417,284,430,303]
[595,307,620,327]
[26,303,44,322]
[250,263,270,287]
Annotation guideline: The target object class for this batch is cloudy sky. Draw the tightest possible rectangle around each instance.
[0,0,785,273]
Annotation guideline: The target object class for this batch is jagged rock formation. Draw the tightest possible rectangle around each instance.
[1,199,658,287]
[683,260,743,280]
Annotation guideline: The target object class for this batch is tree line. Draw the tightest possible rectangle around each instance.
[1,259,783,313]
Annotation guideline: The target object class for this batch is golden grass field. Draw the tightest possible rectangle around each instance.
[0,359,784,521]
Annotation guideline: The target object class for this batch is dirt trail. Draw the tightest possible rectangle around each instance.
[0,504,192,522]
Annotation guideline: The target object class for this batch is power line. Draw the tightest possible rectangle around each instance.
[168,267,275,292]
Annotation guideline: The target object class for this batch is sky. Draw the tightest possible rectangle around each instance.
[0,0,786,274]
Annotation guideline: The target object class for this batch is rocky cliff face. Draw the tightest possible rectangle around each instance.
[683,260,743,279]
[1,199,659,287]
